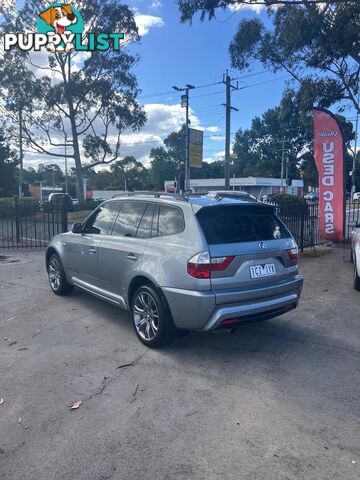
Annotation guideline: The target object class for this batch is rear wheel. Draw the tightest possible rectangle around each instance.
[354,254,360,291]
[131,285,175,348]
[47,253,74,295]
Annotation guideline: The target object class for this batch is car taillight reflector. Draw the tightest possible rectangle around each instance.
[187,252,235,279]
[287,247,298,262]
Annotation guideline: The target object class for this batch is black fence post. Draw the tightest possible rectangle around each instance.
[61,203,68,233]
[300,205,305,253]
[14,196,20,243]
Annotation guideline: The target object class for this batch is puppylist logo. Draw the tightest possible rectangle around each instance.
[3,3,124,53]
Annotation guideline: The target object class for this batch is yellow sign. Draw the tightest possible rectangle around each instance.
[189,128,203,168]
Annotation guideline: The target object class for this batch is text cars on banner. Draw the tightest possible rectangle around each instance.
[313,108,345,242]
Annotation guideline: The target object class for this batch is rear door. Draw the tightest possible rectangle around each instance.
[196,204,298,305]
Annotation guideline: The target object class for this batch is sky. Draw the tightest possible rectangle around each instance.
[7,1,305,171]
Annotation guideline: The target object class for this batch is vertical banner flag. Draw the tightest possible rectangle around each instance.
[189,129,203,168]
[313,108,345,242]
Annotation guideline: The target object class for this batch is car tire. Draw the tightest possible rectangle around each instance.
[131,285,176,348]
[354,255,360,291]
[350,248,354,263]
[47,253,74,295]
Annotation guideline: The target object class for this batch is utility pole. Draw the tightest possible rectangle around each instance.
[65,142,68,194]
[280,136,286,193]
[173,84,195,192]
[222,71,239,190]
[18,107,23,198]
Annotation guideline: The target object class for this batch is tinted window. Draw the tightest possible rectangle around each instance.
[85,202,119,235]
[112,201,147,237]
[157,205,185,237]
[137,204,155,239]
[197,205,291,244]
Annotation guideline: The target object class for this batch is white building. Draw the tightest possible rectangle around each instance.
[165,177,304,198]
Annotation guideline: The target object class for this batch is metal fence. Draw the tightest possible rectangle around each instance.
[0,197,68,249]
[346,201,360,241]
[1,196,360,251]
[272,202,329,252]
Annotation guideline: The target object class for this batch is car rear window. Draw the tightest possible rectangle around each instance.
[196,205,291,244]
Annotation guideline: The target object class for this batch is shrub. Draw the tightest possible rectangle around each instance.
[270,194,307,215]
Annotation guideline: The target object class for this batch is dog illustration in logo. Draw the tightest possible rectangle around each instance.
[39,4,77,52]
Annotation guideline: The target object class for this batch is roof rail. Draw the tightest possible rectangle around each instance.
[111,191,188,202]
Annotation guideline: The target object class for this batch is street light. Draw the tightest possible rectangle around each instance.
[172,84,195,192]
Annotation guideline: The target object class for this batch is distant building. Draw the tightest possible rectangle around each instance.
[29,185,63,202]
[165,177,304,198]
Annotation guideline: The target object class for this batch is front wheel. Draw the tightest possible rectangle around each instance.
[47,253,74,295]
[131,286,175,348]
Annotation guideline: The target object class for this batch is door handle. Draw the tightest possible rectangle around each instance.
[127,253,138,261]
[88,247,97,254]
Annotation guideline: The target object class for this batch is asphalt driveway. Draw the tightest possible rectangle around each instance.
[0,247,359,480]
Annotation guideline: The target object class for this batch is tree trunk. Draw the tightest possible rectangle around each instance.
[69,110,84,203]
[63,54,85,204]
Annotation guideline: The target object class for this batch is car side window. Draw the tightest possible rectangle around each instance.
[83,202,120,235]
[157,205,185,237]
[112,201,147,238]
[137,204,155,239]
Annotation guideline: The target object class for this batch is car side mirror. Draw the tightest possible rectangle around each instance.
[71,223,83,234]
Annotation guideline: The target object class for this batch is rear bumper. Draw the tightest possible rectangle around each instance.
[162,275,303,331]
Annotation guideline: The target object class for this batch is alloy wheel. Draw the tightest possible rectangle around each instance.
[133,292,159,341]
[48,257,61,291]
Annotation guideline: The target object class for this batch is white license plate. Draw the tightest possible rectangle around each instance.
[250,263,277,279]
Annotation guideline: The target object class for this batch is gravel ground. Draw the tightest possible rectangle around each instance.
[0,247,359,480]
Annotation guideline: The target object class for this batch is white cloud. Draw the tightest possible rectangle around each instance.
[135,14,165,36]
[22,102,202,171]
[228,2,264,14]
[209,135,226,142]
[205,126,221,133]
[150,0,162,10]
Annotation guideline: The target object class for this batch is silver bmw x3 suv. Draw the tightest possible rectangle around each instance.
[46,192,303,347]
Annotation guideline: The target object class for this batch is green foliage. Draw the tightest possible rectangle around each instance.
[149,147,177,190]
[232,90,354,187]
[110,156,150,191]
[177,1,360,114]
[271,193,307,206]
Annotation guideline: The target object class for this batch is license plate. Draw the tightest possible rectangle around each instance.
[250,263,276,279]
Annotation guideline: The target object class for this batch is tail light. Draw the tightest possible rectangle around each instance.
[187,251,235,279]
[287,247,298,262]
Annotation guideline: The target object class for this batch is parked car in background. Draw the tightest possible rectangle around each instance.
[304,192,319,202]
[45,193,74,211]
[46,192,303,347]
[353,192,360,202]
[350,221,360,291]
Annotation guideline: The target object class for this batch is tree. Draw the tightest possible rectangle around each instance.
[177,1,359,113]
[37,163,65,186]
[0,130,18,197]
[0,0,146,203]
[163,125,186,175]
[148,147,177,190]
[232,90,354,187]
[110,156,150,191]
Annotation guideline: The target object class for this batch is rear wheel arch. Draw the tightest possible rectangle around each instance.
[128,275,157,308]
